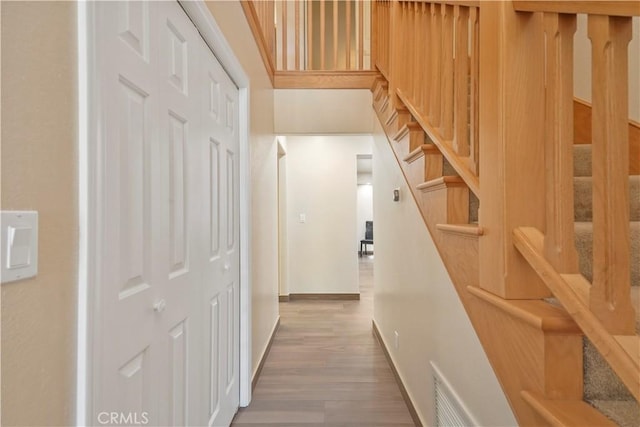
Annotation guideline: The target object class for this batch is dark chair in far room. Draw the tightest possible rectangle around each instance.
[359,221,373,257]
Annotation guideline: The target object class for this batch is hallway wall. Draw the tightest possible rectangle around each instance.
[371,119,517,426]
[285,135,372,294]
[274,89,374,134]
[1,2,78,425]
[205,1,280,379]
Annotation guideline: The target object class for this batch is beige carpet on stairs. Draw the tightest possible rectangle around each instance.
[571,144,640,427]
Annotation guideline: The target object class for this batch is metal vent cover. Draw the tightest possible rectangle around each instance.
[431,362,478,427]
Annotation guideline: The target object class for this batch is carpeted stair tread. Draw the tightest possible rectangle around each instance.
[574,221,640,287]
[589,399,640,427]
[573,144,593,177]
[584,338,638,402]
[574,176,640,222]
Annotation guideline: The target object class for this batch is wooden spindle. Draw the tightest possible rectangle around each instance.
[441,4,454,140]
[543,13,579,274]
[469,6,479,174]
[420,2,431,116]
[453,5,469,156]
[588,14,635,335]
[429,3,442,126]
[320,0,326,69]
[411,2,419,102]
[307,0,313,69]
[359,0,364,69]
[346,0,352,69]
[407,1,413,94]
[333,0,338,69]
[400,1,409,90]
[282,0,288,70]
[295,0,300,70]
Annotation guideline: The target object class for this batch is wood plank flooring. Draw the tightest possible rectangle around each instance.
[231,256,416,426]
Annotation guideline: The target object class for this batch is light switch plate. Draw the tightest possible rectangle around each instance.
[1,211,38,284]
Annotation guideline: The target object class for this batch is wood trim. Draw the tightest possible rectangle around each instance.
[397,89,480,196]
[513,1,640,17]
[403,144,439,164]
[278,295,290,302]
[240,1,275,85]
[252,316,280,391]
[273,70,380,88]
[436,223,484,237]
[521,391,617,427]
[574,98,640,174]
[289,293,360,300]
[467,286,581,334]
[416,176,466,193]
[429,0,480,6]
[372,320,423,427]
[512,226,640,401]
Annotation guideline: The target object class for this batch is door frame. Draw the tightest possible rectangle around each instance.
[76,1,253,424]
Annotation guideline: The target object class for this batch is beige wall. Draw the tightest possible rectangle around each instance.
[285,135,372,294]
[1,2,77,425]
[574,16,639,121]
[371,120,516,426]
[204,1,280,378]
[274,89,374,134]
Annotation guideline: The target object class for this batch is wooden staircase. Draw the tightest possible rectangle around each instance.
[369,1,640,424]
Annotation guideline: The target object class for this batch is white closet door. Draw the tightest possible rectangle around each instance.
[93,2,240,426]
[198,34,241,427]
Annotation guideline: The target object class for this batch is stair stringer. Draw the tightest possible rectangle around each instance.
[371,82,597,426]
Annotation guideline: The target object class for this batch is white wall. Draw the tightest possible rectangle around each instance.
[275,89,374,134]
[286,135,372,294]
[371,121,516,426]
[574,16,639,121]
[205,1,280,378]
[357,184,373,247]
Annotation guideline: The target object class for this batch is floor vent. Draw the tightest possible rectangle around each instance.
[431,362,478,427]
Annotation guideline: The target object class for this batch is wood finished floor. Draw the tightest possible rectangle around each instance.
[231,256,416,426]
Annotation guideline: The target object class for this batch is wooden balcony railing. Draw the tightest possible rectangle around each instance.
[241,0,379,88]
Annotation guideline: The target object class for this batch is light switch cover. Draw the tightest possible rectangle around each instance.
[1,211,38,284]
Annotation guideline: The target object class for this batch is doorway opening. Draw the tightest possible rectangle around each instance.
[356,154,373,294]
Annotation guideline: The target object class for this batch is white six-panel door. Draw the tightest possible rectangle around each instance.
[94,2,240,426]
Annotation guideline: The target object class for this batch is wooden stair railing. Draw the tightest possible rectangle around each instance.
[509,2,638,327]
[370,0,639,425]
[241,0,380,88]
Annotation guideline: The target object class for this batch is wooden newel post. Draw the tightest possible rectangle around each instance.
[478,1,550,298]
[588,14,635,335]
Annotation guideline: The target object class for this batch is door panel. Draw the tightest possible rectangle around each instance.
[94,2,240,426]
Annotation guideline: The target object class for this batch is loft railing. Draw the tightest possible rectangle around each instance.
[241,0,378,88]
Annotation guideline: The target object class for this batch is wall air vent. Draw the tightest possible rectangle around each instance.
[431,361,478,427]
